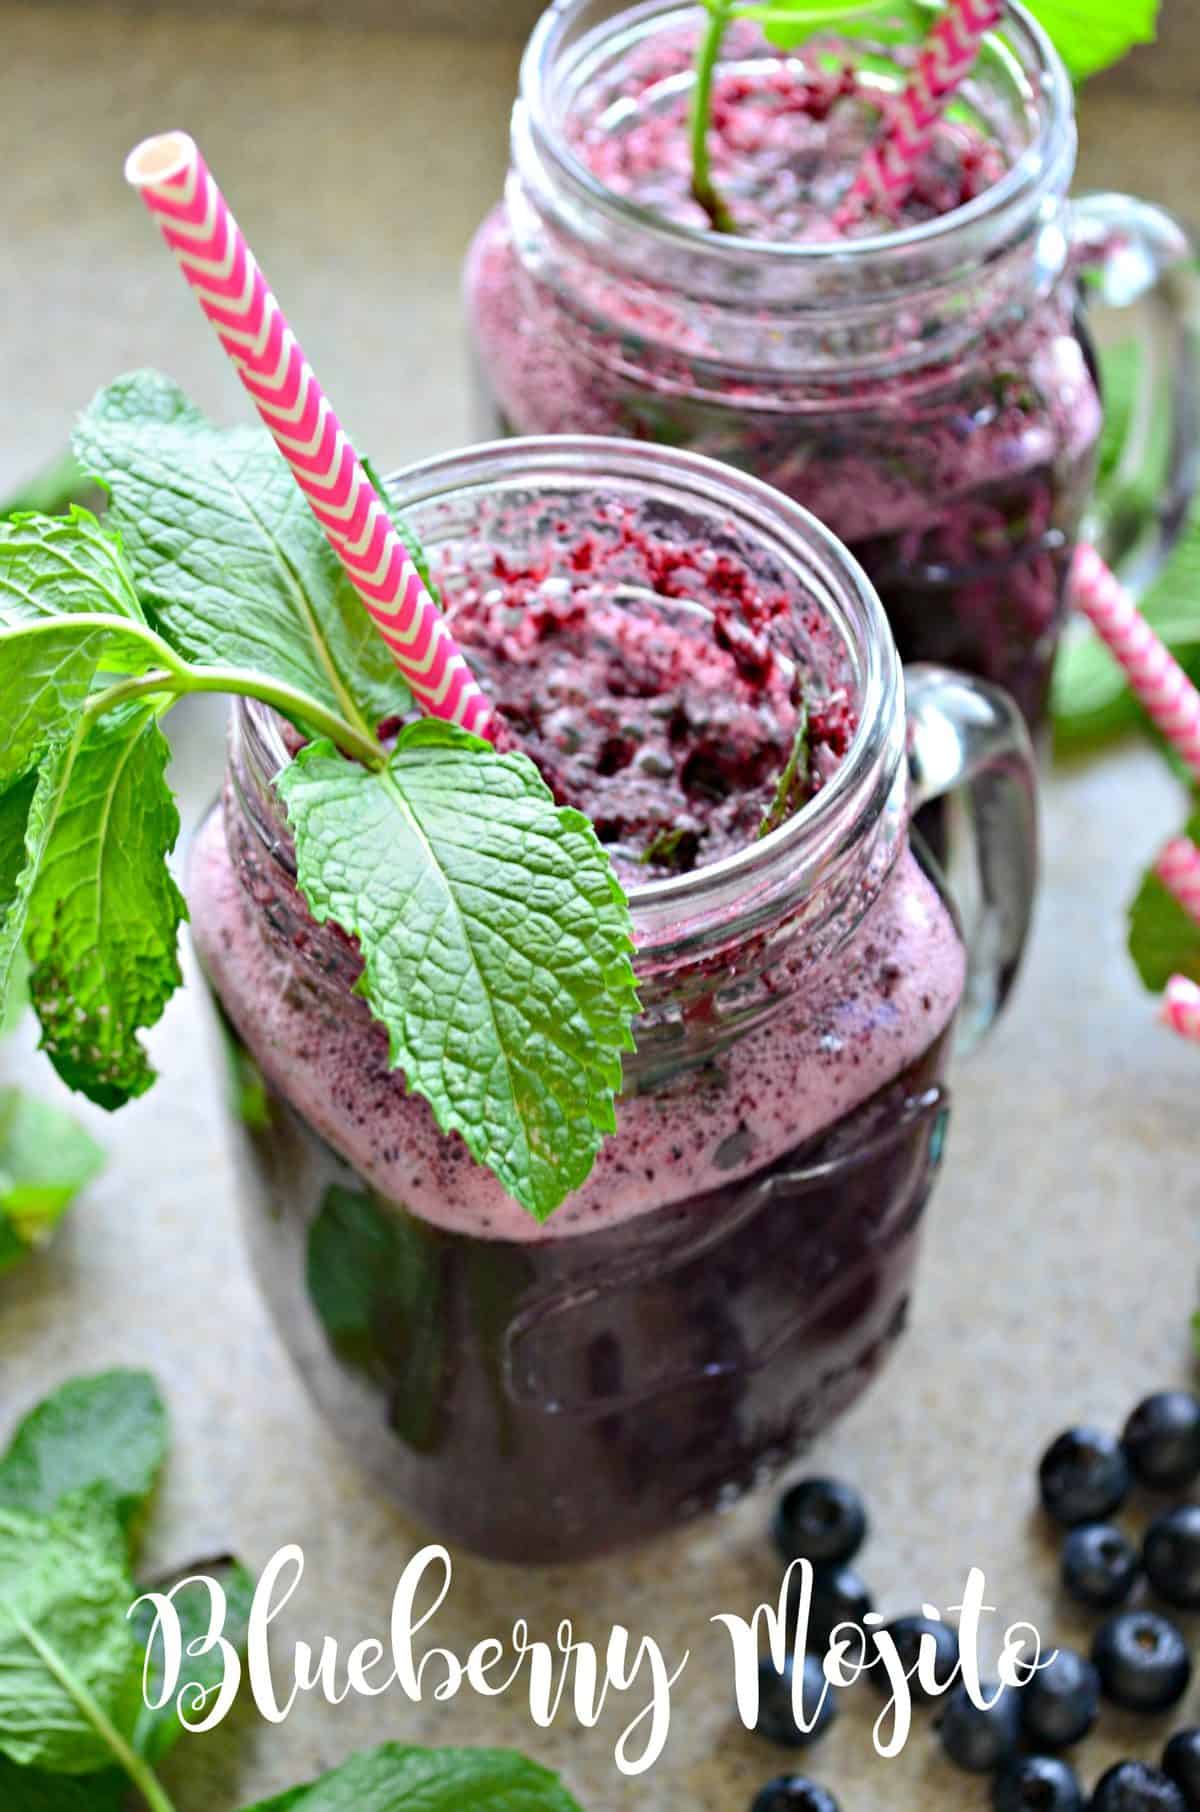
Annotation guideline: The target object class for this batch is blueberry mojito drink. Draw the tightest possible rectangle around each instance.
[0,380,1034,1562]
[466,1,1196,733]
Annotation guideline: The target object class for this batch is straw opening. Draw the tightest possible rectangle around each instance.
[125,131,197,190]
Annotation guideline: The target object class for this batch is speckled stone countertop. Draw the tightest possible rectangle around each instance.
[1,6,1198,1808]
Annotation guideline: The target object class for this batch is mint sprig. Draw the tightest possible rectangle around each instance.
[0,1369,589,1812]
[0,372,638,1218]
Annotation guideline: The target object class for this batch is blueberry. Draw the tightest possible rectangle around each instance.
[992,1755,1084,1812]
[1039,1426,1131,1526]
[1123,1392,1200,1491]
[773,1478,868,1567]
[1092,1610,1193,1713]
[789,1562,873,1647]
[751,1779,840,1812]
[1019,1646,1100,1749]
[1061,1522,1140,1610]
[1144,1504,1200,1610]
[869,1613,960,1702]
[1091,1760,1188,1811]
[1163,1729,1200,1810]
[937,1682,1022,1774]
[754,1654,838,1749]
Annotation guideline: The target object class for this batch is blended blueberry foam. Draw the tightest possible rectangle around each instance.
[190,811,964,1246]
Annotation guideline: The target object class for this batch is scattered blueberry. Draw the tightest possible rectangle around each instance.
[1163,1729,1200,1811]
[869,1613,960,1703]
[1123,1392,1200,1491]
[1039,1426,1131,1527]
[1091,1760,1188,1812]
[751,1779,840,1812]
[773,1478,868,1568]
[937,1682,1022,1774]
[754,1654,839,1749]
[790,1562,874,1647]
[1061,1522,1141,1610]
[1144,1504,1200,1610]
[1092,1610,1193,1713]
[992,1755,1084,1812]
[1018,1646,1100,1749]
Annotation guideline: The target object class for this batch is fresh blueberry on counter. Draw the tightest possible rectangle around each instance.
[1123,1393,1200,1491]
[1144,1504,1200,1610]
[773,1479,868,1568]
[790,1562,874,1647]
[1090,1760,1189,1811]
[937,1683,1022,1774]
[1092,1610,1193,1713]
[1039,1426,1131,1527]
[1018,1646,1100,1749]
[751,1778,841,1812]
[754,1654,839,1749]
[1061,1522,1141,1610]
[868,1613,959,1702]
[1163,1729,1200,1811]
[992,1754,1084,1812]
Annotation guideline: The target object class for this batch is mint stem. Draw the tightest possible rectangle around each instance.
[691,1,738,233]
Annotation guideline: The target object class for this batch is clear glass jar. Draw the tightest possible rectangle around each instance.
[189,439,1037,1562]
[465,0,1198,734]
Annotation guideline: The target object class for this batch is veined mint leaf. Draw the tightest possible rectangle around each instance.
[0,1500,142,1775]
[1128,807,1200,994]
[1,621,106,791]
[241,1744,588,1812]
[1025,0,1159,81]
[0,1371,166,1530]
[0,744,75,1014]
[75,371,415,734]
[130,1555,254,1762]
[0,509,145,629]
[277,726,638,1221]
[0,1758,127,1811]
[0,1092,104,1276]
[25,706,186,1108]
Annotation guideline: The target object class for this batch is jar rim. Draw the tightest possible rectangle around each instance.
[241,436,906,955]
[518,0,1074,269]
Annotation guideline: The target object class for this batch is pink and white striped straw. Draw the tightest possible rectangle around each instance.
[1156,838,1200,927]
[124,132,493,739]
[836,0,1002,230]
[1072,543,1200,787]
[1161,975,1200,1045]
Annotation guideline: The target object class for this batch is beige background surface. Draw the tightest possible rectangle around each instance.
[1,5,1199,1809]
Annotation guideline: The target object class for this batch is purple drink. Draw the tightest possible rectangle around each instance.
[464,3,1195,734]
[189,441,1036,1561]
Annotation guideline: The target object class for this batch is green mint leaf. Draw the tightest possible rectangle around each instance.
[0,621,106,792]
[241,1744,587,1812]
[1128,806,1200,994]
[758,703,810,838]
[0,744,74,1016]
[130,1555,254,1762]
[0,1370,167,1530]
[74,371,414,733]
[0,948,27,1038]
[277,726,638,1221]
[0,509,146,630]
[0,1092,104,1276]
[0,1499,141,1775]
[24,706,186,1108]
[308,1185,445,1451]
[1025,0,1159,81]
[0,1758,127,1812]
[753,1,894,52]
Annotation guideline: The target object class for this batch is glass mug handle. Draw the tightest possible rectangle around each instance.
[905,665,1039,1057]
[1071,193,1200,594]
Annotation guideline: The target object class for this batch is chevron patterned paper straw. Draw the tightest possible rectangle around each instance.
[1162,975,1200,1045]
[1156,838,1200,927]
[1072,543,1200,786]
[836,0,1003,230]
[125,132,493,738]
